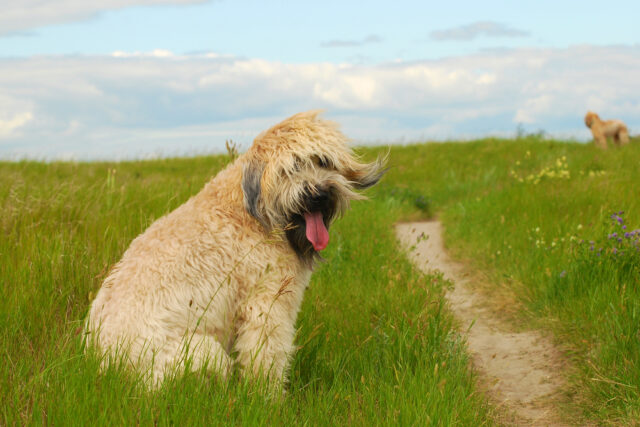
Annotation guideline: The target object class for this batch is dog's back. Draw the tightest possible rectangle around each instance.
[602,119,627,133]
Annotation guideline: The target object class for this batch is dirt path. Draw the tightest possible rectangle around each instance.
[396,221,568,426]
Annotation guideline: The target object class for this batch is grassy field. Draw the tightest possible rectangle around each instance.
[379,136,640,424]
[1,154,492,425]
[3,136,640,425]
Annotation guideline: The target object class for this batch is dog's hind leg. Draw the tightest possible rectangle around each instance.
[619,127,630,145]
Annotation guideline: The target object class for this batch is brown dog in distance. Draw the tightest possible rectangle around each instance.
[584,111,629,149]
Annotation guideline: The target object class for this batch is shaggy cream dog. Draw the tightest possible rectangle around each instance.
[584,111,630,149]
[85,111,385,386]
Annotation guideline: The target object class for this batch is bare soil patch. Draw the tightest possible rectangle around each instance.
[396,221,569,426]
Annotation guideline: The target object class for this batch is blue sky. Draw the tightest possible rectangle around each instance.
[1,0,639,159]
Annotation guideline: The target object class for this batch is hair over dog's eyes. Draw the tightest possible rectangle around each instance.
[311,155,333,169]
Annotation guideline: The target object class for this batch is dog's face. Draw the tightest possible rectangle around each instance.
[241,111,386,265]
[585,111,598,128]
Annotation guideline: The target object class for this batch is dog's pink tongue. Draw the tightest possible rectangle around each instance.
[304,212,329,251]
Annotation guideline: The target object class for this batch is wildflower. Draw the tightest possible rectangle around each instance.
[559,270,567,278]
[577,224,583,230]
[611,213,625,225]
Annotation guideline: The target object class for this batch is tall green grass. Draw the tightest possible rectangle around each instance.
[7,136,639,425]
[379,137,640,424]
[1,155,493,425]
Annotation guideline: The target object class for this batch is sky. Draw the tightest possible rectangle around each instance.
[1,0,639,160]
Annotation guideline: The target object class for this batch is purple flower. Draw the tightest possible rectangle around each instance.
[611,212,625,225]
[625,232,632,238]
[613,248,618,255]
[559,270,567,278]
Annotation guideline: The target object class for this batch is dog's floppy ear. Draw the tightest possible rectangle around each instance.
[351,155,388,190]
[242,159,267,226]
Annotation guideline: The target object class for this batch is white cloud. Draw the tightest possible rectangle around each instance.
[0,45,639,159]
[431,21,530,41]
[0,112,33,137]
[321,34,383,48]
[111,49,175,58]
[515,95,553,124]
[0,0,207,35]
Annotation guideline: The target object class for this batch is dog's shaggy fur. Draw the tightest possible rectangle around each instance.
[84,111,385,386]
[584,111,630,149]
